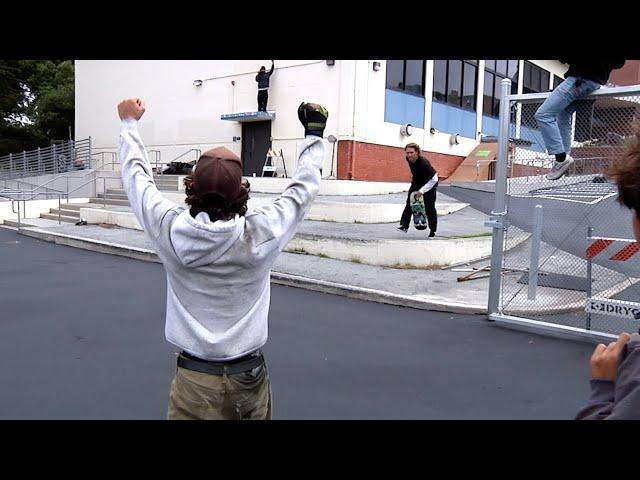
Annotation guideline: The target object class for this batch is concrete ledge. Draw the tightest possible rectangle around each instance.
[270,272,486,314]
[12,225,485,315]
[79,207,526,269]
[250,198,468,223]
[80,199,468,230]
[287,234,495,269]
[17,227,160,264]
[80,208,141,230]
[245,177,409,195]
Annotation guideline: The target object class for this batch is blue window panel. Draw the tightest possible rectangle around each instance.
[481,115,500,137]
[481,116,545,153]
[384,89,425,129]
[518,125,545,153]
[431,101,477,139]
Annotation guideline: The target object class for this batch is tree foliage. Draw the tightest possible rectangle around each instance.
[0,60,74,156]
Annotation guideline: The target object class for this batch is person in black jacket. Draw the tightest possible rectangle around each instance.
[398,143,438,237]
[256,60,275,112]
[535,59,625,181]
[576,122,640,419]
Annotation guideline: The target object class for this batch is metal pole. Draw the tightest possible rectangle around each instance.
[586,226,593,330]
[38,147,41,174]
[487,79,512,316]
[88,137,92,170]
[528,205,543,300]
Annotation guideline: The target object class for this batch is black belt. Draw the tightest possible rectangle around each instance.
[177,350,264,375]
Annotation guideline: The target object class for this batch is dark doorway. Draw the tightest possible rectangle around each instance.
[241,121,272,176]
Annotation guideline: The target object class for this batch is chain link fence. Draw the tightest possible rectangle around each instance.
[488,80,640,341]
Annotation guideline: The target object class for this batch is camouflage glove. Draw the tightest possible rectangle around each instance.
[298,102,329,138]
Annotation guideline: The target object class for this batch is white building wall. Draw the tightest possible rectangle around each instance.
[76,60,568,175]
[75,60,352,174]
[349,59,568,159]
[351,60,482,158]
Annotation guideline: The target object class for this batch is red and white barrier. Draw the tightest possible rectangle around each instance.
[586,237,639,262]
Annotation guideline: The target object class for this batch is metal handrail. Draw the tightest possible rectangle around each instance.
[147,150,162,175]
[155,148,201,176]
[65,174,123,208]
[0,190,66,229]
[91,151,118,170]
[0,138,92,180]
[4,162,121,202]
[171,148,202,163]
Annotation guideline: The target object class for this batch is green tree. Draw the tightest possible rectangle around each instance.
[0,60,74,157]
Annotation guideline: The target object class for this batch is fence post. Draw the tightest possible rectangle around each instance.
[487,78,512,316]
[586,226,593,330]
[528,205,543,300]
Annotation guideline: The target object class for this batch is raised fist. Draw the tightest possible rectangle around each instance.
[297,102,328,138]
[118,98,146,121]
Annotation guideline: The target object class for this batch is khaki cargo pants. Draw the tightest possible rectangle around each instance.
[167,360,272,420]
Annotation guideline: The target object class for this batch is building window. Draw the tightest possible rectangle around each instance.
[523,61,551,93]
[483,60,519,118]
[386,60,425,97]
[553,74,563,90]
[432,60,477,111]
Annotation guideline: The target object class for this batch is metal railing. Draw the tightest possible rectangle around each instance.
[156,148,201,175]
[0,190,66,229]
[91,151,118,171]
[1,161,120,202]
[487,79,640,342]
[147,150,162,174]
[0,138,93,181]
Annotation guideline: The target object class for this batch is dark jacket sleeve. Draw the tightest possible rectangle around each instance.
[576,337,640,420]
[268,62,275,76]
[575,380,614,419]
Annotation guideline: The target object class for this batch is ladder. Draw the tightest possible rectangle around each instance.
[261,148,288,178]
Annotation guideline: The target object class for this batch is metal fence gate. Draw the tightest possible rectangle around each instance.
[487,79,640,342]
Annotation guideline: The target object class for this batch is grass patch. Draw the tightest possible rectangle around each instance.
[457,232,493,239]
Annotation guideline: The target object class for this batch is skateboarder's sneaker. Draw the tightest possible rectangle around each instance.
[428,230,435,238]
[397,226,408,233]
[546,154,574,180]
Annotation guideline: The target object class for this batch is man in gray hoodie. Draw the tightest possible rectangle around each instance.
[117,97,328,419]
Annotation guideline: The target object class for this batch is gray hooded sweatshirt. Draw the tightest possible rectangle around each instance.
[119,119,325,361]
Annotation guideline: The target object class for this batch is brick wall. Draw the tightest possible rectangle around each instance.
[336,140,465,181]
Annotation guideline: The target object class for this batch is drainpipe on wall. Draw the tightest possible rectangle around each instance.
[350,60,358,180]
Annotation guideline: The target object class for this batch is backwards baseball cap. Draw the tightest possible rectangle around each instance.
[191,147,243,203]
